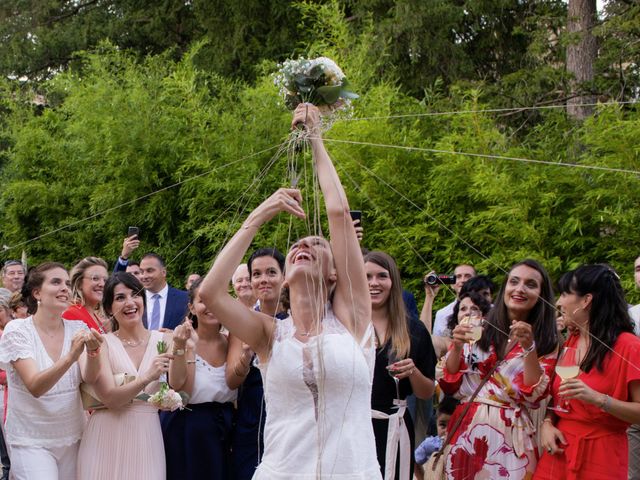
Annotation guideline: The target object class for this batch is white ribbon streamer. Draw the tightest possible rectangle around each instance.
[372,399,411,480]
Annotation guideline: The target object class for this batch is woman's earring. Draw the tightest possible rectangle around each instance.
[37,299,41,306]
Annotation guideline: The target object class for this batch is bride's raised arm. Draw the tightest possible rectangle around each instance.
[199,188,305,360]
[292,104,371,340]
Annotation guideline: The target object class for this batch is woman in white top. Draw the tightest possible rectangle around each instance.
[161,276,237,479]
[0,262,102,480]
[200,104,382,479]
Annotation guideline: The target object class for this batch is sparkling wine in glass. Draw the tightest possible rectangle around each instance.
[467,312,483,343]
[551,346,580,412]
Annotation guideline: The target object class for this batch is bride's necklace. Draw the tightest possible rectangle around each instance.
[297,322,321,337]
[115,331,149,348]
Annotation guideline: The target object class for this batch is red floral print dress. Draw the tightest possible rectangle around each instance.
[438,342,556,480]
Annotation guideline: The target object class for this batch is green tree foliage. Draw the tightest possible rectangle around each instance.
[0,0,200,79]
[0,0,639,305]
[595,0,640,100]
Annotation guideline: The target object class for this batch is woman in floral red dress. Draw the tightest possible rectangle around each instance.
[439,259,558,479]
[534,264,640,480]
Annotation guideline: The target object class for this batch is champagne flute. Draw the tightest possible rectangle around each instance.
[467,311,483,344]
[550,346,580,412]
[387,349,400,408]
[460,312,482,366]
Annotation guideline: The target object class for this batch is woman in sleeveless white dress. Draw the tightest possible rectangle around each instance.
[201,104,382,479]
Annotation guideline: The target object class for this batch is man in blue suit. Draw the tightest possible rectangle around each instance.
[139,252,189,330]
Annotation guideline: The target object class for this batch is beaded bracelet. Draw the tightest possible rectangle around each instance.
[599,394,611,412]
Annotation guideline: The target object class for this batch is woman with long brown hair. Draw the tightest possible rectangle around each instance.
[439,259,558,479]
[365,251,436,480]
[0,262,101,479]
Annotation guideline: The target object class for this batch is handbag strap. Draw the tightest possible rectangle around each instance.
[430,340,519,470]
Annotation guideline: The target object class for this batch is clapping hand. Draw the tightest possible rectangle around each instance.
[84,328,104,353]
[69,330,87,361]
[172,320,193,350]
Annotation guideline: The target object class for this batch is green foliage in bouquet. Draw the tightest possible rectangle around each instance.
[156,340,168,354]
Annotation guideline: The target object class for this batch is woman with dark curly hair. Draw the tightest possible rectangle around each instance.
[445,290,493,337]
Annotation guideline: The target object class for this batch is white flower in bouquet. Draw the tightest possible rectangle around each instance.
[309,57,345,86]
[149,387,184,412]
[274,56,358,115]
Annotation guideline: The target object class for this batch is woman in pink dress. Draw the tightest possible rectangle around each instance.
[77,272,188,480]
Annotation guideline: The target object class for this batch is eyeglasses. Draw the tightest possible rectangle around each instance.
[2,261,25,276]
[85,275,109,283]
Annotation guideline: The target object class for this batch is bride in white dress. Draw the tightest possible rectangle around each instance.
[200,104,381,479]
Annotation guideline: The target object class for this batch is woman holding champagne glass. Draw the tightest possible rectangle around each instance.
[534,264,640,479]
[365,251,436,480]
[438,259,558,479]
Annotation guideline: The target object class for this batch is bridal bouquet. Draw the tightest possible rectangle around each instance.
[145,340,188,411]
[274,57,358,116]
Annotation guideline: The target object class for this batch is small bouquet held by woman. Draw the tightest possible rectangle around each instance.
[144,340,188,412]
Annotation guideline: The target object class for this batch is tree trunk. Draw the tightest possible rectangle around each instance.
[566,0,598,120]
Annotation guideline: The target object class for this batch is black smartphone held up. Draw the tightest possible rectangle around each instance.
[127,226,139,238]
[349,210,362,226]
